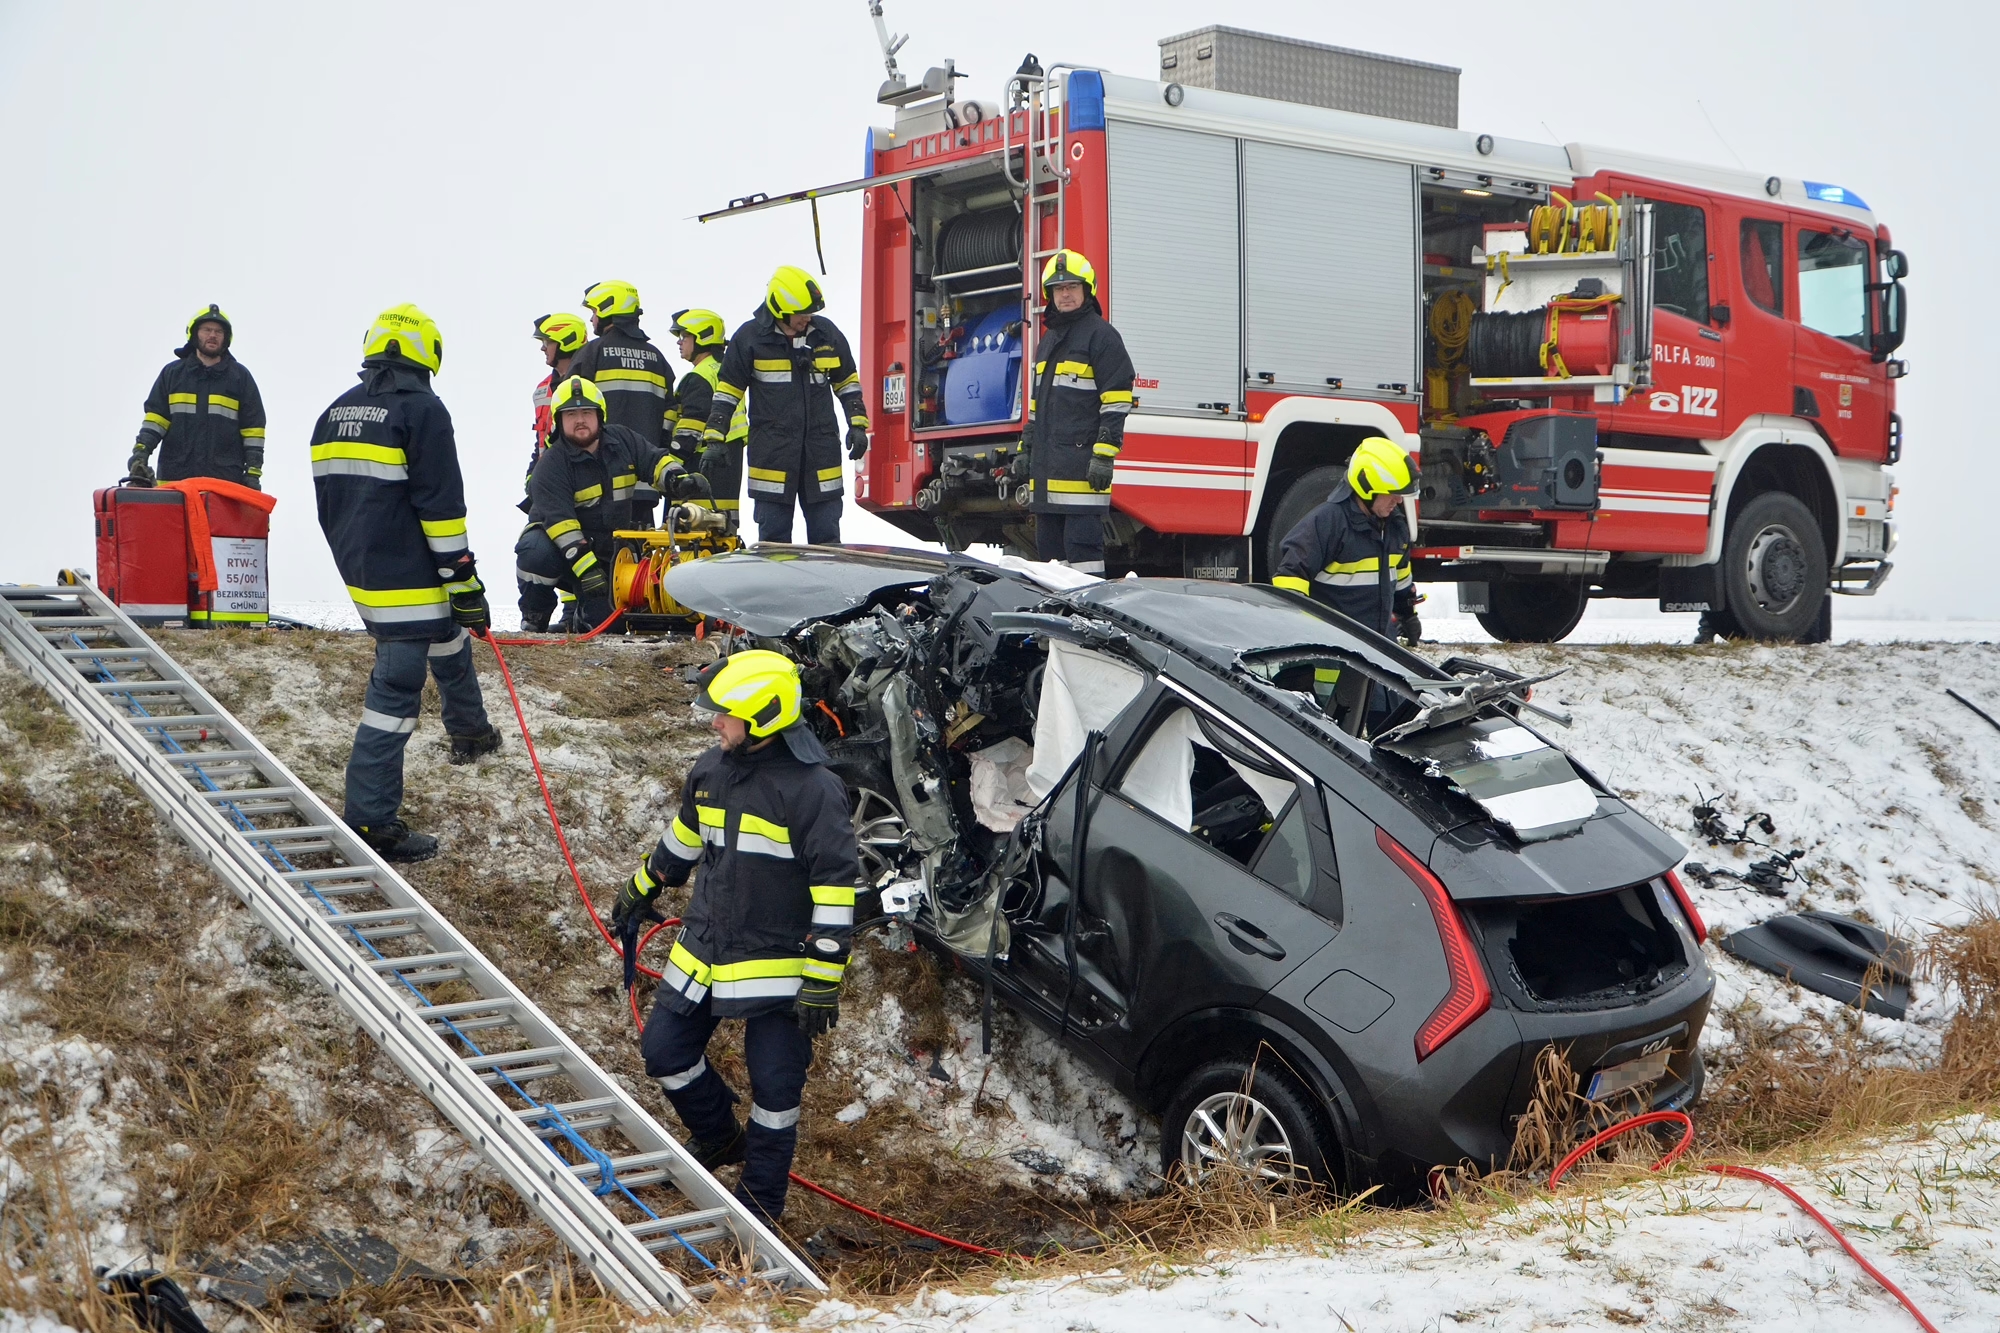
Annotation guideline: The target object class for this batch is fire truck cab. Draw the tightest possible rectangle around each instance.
[786,26,1910,642]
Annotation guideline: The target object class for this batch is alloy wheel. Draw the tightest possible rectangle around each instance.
[851,787,910,886]
[1179,1090,1305,1186]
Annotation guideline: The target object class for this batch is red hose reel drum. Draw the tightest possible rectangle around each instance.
[1542,297,1619,378]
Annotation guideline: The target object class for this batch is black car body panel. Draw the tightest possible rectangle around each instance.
[662,548,1714,1184]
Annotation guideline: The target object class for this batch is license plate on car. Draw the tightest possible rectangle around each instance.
[1586,1049,1673,1101]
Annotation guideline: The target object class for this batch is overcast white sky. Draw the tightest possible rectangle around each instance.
[1,1,1984,617]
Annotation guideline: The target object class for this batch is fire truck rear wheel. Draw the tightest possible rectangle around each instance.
[1720,491,1828,641]
[1474,579,1589,643]
[1259,465,1350,580]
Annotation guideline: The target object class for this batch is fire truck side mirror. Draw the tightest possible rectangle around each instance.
[1884,249,1910,280]
[1870,282,1909,360]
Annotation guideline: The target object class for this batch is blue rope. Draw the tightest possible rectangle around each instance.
[73,635,716,1271]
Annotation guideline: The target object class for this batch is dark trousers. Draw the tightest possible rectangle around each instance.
[515,527,612,631]
[1036,511,1106,574]
[344,630,489,828]
[642,996,812,1223]
[753,496,841,546]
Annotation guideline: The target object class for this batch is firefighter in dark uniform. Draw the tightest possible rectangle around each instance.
[570,281,675,527]
[612,650,858,1224]
[129,304,269,489]
[1026,250,1135,575]
[667,307,747,530]
[310,305,501,862]
[514,376,706,632]
[519,313,590,627]
[1271,436,1421,642]
[700,267,868,547]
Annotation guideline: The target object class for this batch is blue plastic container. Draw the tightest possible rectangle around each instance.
[942,308,1022,425]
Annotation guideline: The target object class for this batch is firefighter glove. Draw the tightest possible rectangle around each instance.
[1086,452,1117,492]
[126,450,155,486]
[443,556,490,632]
[666,468,712,502]
[846,424,869,461]
[577,559,608,601]
[244,470,262,493]
[796,976,841,1040]
[1398,612,1423,646]
[611,864,663,934]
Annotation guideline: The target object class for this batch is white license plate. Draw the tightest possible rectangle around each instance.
[1586,1049,1673,1101]
[882,373,907,413]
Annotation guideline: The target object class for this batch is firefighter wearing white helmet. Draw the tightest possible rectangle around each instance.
[700,266,868,546]
[1272,436,1422,643]
[570,281,676,526]
[611,650,859,1224]
[1026,249,1135,575]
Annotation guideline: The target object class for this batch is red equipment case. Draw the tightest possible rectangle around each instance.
[93,484,192,625]
[184,488,271,626]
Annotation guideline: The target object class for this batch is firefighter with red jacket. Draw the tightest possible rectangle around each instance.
[1026,250,1135,575]
[129,304,269,489]
[700,267,867,547]
[310,305,500,863]
[528,312,589,481]
[611,650,858,1224]
[1272,437,1422,642]
[515,376,706,632]
[570,281,675,526]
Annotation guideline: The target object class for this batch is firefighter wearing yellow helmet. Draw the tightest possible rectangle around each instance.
[309,303,500,863]
[667,307,747,529]
[129,303,270,489]
[699,266,868,546]
[611,649,859,1225]
[1272,436,1422,643]
[1026,249,1135,575]
[570,281,676,526]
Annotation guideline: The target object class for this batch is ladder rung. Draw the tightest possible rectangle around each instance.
[91,680,185,693]
[355,923,423,942]
[532,1110,615,1134]
[58,647,156,660]
[133,714,225,727]
[427,1011,516,1035]
[323,907,425,927]
[27,616,117,626]
[253,825,341,841]
[294,878,375,898]
[515,1095,618,1123]
[283,867,375,885]
[462,1045,567,1072]
[643,1225,728,1253]
[164,749,258,764]
[629,1208,729,1240]
[479,1062,557,1084]
[200,786,298,804]
[368,950,467,974]
[418,998,517,1021]
[569,1149,679,1182]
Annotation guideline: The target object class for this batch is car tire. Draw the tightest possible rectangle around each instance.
[1720,491,1828,641]
[1161,1056,1338,1190]
[1260,465,1350,582]
[1474,578,1589,643]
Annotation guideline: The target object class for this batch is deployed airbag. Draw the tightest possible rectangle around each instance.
[1026,640,1147,800]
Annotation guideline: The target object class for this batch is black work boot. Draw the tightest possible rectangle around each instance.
[685,1122,747,1171]
[448,726,502,765]
[521,611,551,634]
[351,819,439,863]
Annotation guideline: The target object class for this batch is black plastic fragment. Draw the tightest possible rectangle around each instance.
[1717,911,1914,1019]
[197,1230,458,1309]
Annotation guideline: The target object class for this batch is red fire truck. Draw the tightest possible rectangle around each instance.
[708,24,1908,642]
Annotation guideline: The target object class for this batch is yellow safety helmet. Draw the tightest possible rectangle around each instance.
[549,375,607,421]
[670,307,728,348]
[765,265,826,321]
[362,303,444,373]
[1347,436,1419,501]
[691,649,802,738]
[1040,249,1097,295]
[534,312,589,355]
[583,280,642,319]
[185,303,233,346]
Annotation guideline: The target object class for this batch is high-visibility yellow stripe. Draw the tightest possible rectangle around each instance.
[143,413,171,429]
[1093,442,1120,457]
[421,517,468,538]
[809,885,856,906]
[832,374,861,393]
[670,817,702,848]
[573,484,603,503]
[711,956,808,982]
[167,393,197,405]
[669,939,712,985]
[1046,479,1094,492]
[747,467,786,483]
[208,394,240,410]
[240,427,266,439]
[802,958,847,983]
[1055,360,1093,377]
[816,465,843,482]
[1100,390,1134,404]
[738,813,790,844]
[345,584,448,607]
[715,381,744,399]
[595,367,668,387]
[1322,554,1409,575]
[545,519,582,541]
[696,804,726,828]
[752,359,791,372]
[813,356,841,370]
[1273,575,1311,595]
[312,442,408,466]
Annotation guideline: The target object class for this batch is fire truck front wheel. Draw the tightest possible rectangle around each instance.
[1720,491,1829,641]
[1475,579,1590,643]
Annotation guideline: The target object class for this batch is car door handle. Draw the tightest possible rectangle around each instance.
[1214,913,1286,961]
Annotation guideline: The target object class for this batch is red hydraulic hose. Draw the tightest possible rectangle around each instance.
[1549,1110,1940,1332]
[473,628,1026,1260]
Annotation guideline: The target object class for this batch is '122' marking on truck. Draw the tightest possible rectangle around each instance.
[1649,385,1719,417]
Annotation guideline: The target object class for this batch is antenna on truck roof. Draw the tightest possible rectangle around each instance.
[866,1,964,110]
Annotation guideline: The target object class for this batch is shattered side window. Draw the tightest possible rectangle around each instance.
[1116,704,1312,883]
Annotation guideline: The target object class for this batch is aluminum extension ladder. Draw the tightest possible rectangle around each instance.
[0,578,823,1311]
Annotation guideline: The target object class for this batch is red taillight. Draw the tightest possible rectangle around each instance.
[1376,827,1492,1062]
[1663,868,1707,945]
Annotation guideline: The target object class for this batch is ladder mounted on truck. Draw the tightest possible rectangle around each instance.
[0,578,823,1313]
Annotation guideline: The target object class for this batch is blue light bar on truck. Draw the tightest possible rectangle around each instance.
[1803,181,1869,210]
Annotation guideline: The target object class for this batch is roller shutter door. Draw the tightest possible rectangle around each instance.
[1104,120,1241,414]
[1242,141,1417,396]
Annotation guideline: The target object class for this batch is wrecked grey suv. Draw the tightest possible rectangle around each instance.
[664,547,1713,1190]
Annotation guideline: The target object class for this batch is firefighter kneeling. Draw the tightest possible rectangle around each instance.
[613,652,856,1224]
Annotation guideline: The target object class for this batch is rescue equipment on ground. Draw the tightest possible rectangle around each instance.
[95,482,192,625]
[93,477,274,627]
[609,504,742,632]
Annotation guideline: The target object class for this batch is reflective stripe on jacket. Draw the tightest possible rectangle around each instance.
[643,733,859,1019]
[1027,298,1134,514]
[525,423,675,565]
[310,359,474,639]
[1271,480,1414,637]
[136,352,268,484]
[706,308,866,506]
[569,319,674,451]
[672,356,746,511]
